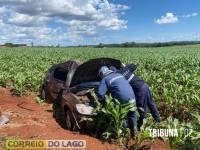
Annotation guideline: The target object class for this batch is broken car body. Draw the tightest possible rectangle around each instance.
[42,58,122,130]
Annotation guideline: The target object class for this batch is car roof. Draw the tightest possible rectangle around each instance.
[50,60,82,72]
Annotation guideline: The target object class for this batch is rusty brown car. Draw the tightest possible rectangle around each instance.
[42,58,122,130]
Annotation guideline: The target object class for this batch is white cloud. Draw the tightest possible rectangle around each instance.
[98,18,127,30]
[0,6,7,14]
[0,0,130,45]
[155,12,178,24]
[182,12,198,18]
[7,13,49,26]
[0,24,82,45]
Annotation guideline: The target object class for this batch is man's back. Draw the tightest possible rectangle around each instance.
[117,64,145,92]
[98,73,135,102]
[98,67,137,136]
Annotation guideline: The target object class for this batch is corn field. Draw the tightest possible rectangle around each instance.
[0,45,199,123]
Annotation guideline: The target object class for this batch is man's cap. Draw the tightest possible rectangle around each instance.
[109,66,117,71]
[99,66,113,77]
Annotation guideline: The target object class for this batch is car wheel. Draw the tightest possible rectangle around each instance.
[41,89,46,100]
[65,110,78,131]
[40,85,46,100]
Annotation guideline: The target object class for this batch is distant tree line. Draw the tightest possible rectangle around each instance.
[5,43,13,47]
[94,41,200,48]
[2,41,200,48]
[1,43,27,47]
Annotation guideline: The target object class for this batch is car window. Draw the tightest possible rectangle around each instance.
[53,67,68,82]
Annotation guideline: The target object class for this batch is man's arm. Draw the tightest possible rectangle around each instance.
[98,78,108,103]
[118,64,137,73]
[126,64,137,72]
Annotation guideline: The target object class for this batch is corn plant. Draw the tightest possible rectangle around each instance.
[0,45,199,146]
[180,112,200,150]
[91,93,137,147]
[157,116,200,150]
[134,115,156,149]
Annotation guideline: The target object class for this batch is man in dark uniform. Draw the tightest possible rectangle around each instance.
[98,66,137,136]
[109,64,161,129]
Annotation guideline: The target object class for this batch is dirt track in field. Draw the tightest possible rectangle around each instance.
[0,88,170,150]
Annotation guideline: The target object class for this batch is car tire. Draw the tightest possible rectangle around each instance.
[41,89,46,100]
[40,85,46,100]
[65,110,79,131]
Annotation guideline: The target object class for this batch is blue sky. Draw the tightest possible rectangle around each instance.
[0,0,199,46]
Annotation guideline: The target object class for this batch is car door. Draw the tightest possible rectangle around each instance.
[44,60,81,103]
[45,67,68,103]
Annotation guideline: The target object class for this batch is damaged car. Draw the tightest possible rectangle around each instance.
[42,58,122,130]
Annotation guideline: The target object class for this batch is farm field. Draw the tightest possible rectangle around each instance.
[0,45,200,149]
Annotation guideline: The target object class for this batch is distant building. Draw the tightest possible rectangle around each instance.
[0,45,6,48]
[0,44,27,48]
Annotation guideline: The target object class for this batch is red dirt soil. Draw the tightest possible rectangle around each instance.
[0,88,171,150]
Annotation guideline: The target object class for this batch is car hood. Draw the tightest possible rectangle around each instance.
[70,58,122,87]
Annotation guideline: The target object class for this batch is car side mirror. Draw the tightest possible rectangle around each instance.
[56,83,65,90]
